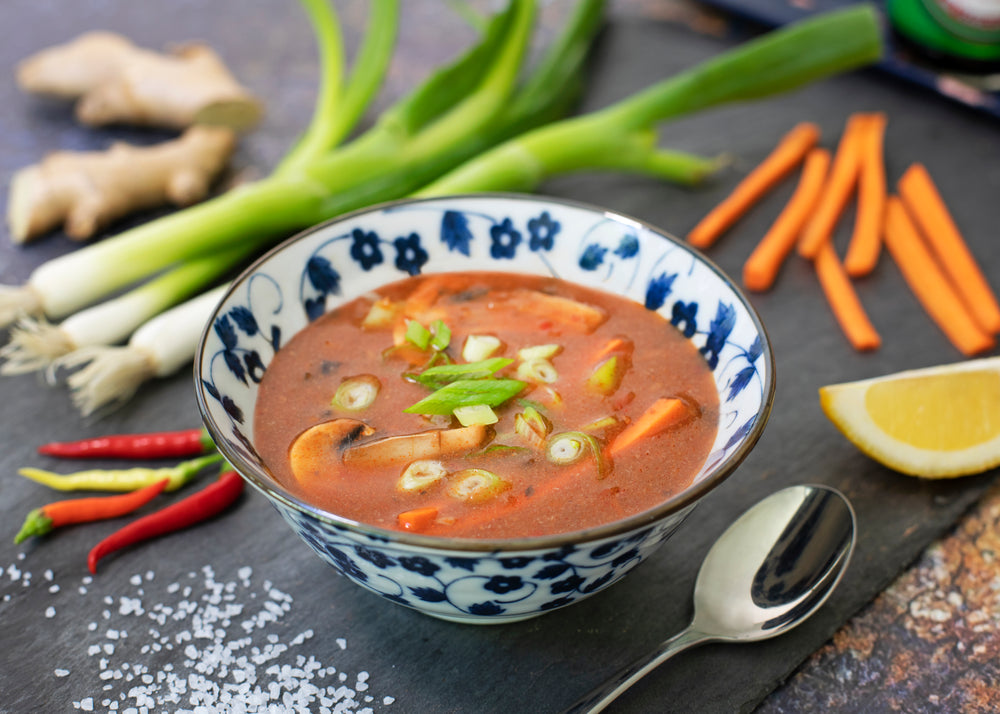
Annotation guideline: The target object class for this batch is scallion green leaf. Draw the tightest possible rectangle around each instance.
[408,357,513,390]
[404,378,525,415]
[429,319,451,351]
[405,320,432,350]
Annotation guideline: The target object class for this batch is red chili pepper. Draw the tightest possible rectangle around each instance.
[38,428,214,460]
[88,470,244,574]
[14,479,170,544]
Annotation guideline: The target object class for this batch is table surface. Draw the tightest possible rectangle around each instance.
[2,1,999,712]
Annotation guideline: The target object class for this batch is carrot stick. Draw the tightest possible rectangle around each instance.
[813,242,881,351]
[743,147,831,292]
[843,112,887,277]
[397,506,439,532]
[898,163,1000,334]
[687,122,820,249]
[797,113,869,259]
[608,397,690,456]
[883,196,994,356]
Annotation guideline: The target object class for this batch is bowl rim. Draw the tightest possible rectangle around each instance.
[195,192,776,553]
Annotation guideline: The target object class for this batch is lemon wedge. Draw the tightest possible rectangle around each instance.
[819,357,1000,478]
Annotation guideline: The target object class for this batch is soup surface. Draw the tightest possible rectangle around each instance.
[254,271,719,539]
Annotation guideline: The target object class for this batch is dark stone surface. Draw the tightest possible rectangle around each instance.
[0,1,998,712]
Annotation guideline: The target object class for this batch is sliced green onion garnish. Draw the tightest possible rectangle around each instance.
[429,319,451,351]
[586,355,626,395]
[332,374,381,411]
[462,334,502,362]
[446,468,510,503]
[518,344,561,361]
[545,430,608,479]
[514,405,551,449]
[546,432,585,464]
[398,459,448,493]
[405,320,431,350]
[468,444,531,458]
[582,415,619,432]
[404,378,525,415]
[408,357,513,390]
[453,404,499,426]
[517,358,558,384]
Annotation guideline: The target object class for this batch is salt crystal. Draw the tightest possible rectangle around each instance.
[336,638,347,650]
[44,569,54,581]
[49,584,60,594]
[54,669,70,677]
[78,697,94,711]
[45,606,56,618]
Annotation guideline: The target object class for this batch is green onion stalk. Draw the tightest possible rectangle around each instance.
[418,4,883,195]
[0,0,602,327]
[0,1,884,415]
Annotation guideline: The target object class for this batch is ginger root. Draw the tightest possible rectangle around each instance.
[7,125,237,243]
[17,31,262,131]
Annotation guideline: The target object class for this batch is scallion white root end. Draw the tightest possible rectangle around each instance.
[58,345,157,417]
[0,317,75,375]
[0,284,44,328]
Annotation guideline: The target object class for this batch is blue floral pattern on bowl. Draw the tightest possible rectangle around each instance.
[195,194,774,624]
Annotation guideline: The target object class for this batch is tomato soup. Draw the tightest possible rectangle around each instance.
[254,272,719,539]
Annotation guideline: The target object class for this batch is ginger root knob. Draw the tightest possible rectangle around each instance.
[17,31,262,131]
[7,126,237,243]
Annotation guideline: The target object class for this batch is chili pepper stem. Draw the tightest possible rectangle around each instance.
[14,478,171,544]
[14,509,53,544]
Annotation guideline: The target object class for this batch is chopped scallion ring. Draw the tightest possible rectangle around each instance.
[446,468,510,503]
[332,374,381,411]
[398,460,448,493]
[545,431,609,478]
[517,358,558,384]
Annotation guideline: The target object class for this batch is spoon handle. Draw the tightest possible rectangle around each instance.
[564,625,708,714]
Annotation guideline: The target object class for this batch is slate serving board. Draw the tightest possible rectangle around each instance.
[1,2,998,712]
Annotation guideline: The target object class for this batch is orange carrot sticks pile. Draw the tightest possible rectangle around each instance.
[687,122,820,249]
[687,112,998,356]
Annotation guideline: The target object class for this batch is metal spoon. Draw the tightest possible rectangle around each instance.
[566,484,856,714]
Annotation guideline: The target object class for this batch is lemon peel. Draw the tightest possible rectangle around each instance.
[819,357,1000,478]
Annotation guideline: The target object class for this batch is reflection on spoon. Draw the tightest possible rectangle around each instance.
[565,484,856,714]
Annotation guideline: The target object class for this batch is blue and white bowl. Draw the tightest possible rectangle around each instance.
[195,194,775,624]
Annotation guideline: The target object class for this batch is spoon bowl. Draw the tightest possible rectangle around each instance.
[567,484,856,713]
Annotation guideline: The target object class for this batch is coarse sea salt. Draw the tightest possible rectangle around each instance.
[3,559,394,712]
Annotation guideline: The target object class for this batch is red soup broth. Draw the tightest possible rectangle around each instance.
[254,272,719,539]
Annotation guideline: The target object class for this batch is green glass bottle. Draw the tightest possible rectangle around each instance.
[887,0,1000,70]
